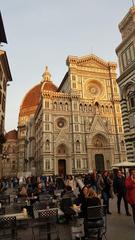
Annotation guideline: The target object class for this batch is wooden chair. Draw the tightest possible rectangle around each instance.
[0,216,17,239]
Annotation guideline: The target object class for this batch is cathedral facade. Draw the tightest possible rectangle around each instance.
[34,54,126,176]
[18,54,126,176]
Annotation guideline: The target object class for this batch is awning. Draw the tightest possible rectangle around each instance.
[112,161,135,168]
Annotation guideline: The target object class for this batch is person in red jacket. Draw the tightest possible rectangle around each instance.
[125,168,135,223]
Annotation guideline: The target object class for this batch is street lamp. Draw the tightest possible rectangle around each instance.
[1,151,9,177]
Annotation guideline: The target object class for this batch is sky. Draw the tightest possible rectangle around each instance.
[0,0,133,132]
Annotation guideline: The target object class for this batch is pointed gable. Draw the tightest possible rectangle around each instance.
[67,54,116,70]
[89,115,109,134]
[55,128,69,146]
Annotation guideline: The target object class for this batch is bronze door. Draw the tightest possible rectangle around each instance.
[58,159,66,176]
[95,154,105,172]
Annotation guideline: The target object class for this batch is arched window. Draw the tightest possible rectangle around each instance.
[101,105,104,113]
[54,102,57,110]
[95,102,99,114]
[60,102,63,110]
[65,103,68,111]
[79,104,82,111]
[89,104,92,112]
[45,139,50,152]
[84,104,87,112]
[76,140,80,152]
[110,106,113,113]
[95,102,99,107]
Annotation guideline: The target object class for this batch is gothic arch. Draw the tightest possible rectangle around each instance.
[92,133,108,148]
[59,102,63,110]
[89,104,92,112]
[76,140,80,152]
[79,103,83,111]
[54,102,57,110]
[65,102,68,111]
[84,104,87,112]
[45,139,50,152]
[56,143,68,155]
[121,82,135,99]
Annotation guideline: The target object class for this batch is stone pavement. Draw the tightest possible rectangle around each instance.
[107,197,134,240]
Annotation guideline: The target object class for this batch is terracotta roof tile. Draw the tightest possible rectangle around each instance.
[5,130,17,140]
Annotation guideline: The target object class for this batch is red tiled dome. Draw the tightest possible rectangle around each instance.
[42,81,57,92]
[21,84,41,109]
[19,67,57,118]
[19,84,41,117]
[41,66,57,92]
[5,130,17,140]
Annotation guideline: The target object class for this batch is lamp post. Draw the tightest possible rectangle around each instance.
[1,152,9,177]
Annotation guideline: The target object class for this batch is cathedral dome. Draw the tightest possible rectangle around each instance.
[42,81,57,92]
[19,66,57,118]
[5,130,18,140]
[41,66,57,92]
[21,84,41,109]
[19,84,41,117]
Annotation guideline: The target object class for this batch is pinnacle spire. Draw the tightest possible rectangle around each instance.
[42,66,52,82]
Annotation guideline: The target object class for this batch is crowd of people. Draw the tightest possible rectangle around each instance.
[0,168,135,224]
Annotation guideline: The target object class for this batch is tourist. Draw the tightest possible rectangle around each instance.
[113,170,131,216]
[125,168,135,223]
[66,175,76,191]
[102,170,113,214]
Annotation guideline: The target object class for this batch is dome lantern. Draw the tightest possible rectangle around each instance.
[42,66,51,82]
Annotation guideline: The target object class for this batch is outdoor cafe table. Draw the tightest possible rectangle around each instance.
[1,212,29,221]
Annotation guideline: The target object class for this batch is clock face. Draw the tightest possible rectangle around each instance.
[57,118,66,128]
[86,80,103,97]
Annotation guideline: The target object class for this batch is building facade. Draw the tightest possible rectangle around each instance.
[0,13,12,177]
[18,83,41,172]
[0,13,11,135]
[33,54,126,176]
[0,51,12,134]
[116,6,135,162]
[2,130,18,176]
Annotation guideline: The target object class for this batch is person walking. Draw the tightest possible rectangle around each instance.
[125,168,135,223]
[102,170,113,214]
[113,170,131,216]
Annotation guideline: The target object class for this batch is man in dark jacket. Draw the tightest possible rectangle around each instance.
[113,170,131,216]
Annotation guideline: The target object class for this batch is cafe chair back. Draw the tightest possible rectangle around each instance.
[38,208,60,240]
[84,205,107,240]
[0,216,17,239]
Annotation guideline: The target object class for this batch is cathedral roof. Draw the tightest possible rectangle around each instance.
[19,66,57,118]
[20,84,41,109]
[41,66,58,92]
[5,130,18,140]
[19,84,41,117]
[42,81,58,92]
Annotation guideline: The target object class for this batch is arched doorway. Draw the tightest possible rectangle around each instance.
[58,159,66,176]
[92,134,108,172]
[57,144,68,176]
[95,154,105,172]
